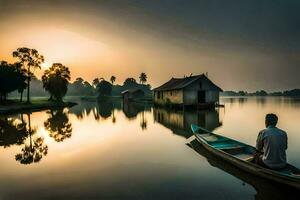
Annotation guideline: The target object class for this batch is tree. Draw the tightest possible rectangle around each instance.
[0,61,27,103]
[83,81,94,95]
[42,63,71,102]
[139,72,147,84]
[13,47,44,103]
[123,78,137,87]
[110,76,116,85]
[92,78,100,88]
[97,79,112,97]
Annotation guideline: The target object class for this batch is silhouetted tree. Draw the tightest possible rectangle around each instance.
[123,78,137,87]
[139,72,147,84]
[75,77,84,84]
[97,79,112,97]
[92,78,100,88]
[13,47,44,103]
[44,109,72,142]
[0,61,27,102]
[83,81,94,95]
[68,77,95,96]
[42,63,70,102]
[110,76,116,85]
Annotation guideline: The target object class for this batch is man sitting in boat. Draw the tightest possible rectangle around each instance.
[254,113,288,170]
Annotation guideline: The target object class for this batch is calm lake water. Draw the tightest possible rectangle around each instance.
[1,97,300,199]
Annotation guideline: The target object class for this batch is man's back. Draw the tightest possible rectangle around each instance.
[257,126,288,169]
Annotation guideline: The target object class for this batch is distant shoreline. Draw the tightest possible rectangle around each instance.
[0,100,77,115]
[221,89,300,97]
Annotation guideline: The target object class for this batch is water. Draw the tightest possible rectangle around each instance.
[0,97,299,199]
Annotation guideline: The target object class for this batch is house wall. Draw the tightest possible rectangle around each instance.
[154,89,183,105]
[205,90,219,103]
[154,76,220,106]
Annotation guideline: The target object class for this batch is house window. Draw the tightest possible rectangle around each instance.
[157,92,161,99]
[199,81,202,89]
[170,91,173,96]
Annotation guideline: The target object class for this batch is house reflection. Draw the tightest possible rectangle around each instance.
[122,101,151,120]
[188,140,299,200]
[153,108,222,138]
[122,101,151,130]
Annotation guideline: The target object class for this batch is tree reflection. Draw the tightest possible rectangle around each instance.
[15,114,48,165]
[140,110,147,130]
[0,116,28,148]
[15,137,48,164]
[97,99,113,119]
[112,109,116,123]
[44,109,72,142]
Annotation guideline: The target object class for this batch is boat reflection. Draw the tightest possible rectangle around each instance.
[153,108,222,138]
[188,140,299,199]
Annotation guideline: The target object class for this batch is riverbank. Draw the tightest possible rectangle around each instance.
[0,100,77,115]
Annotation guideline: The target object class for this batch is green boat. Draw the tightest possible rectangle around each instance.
[191,124,300,190]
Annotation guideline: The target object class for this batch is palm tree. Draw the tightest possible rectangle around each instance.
[42,63,71,102]
[139,72,147,84]
[13,47,44,103]
[110,76,116,85]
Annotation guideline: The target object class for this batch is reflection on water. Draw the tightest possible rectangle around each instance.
[154,108,222,138]
[0,97,300,199]
[44,109,72,142]
[1,114,48,165]
[0,116,28,148]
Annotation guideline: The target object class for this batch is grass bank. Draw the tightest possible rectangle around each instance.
[0,99,77,115]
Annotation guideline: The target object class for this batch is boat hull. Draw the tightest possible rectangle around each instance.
[192,125,300,190]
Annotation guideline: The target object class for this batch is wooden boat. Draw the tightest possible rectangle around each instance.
[191,124,300,190]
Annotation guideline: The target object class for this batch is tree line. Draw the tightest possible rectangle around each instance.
[0,47,151,103]
[0,47,71,103]
[222,89,300,97]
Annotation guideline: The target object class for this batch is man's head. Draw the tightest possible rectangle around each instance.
[265,113,278,127]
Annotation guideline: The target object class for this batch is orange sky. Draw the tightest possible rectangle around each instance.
[1,1,299,91]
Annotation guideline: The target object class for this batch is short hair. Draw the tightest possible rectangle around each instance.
[265,113,278,126]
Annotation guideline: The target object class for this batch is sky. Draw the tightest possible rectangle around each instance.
[0,0,299,91]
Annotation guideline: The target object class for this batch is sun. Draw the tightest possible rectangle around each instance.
[41,61,51,70]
